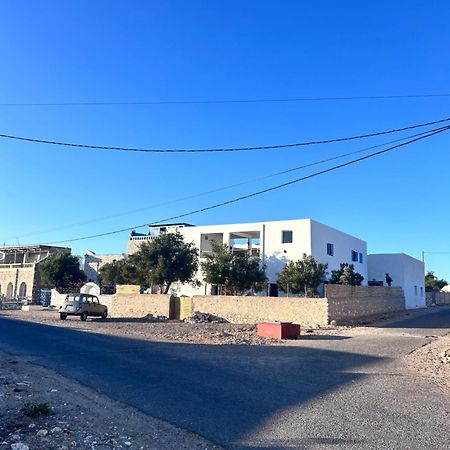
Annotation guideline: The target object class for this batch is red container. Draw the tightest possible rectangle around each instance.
[257,322,300,340]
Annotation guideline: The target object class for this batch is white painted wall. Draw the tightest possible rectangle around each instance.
[310,220,367,283]
[165,218,368,296]
[367,253,425,309]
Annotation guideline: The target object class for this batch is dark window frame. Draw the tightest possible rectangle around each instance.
[327,243,334,256]
[281,230,293,244]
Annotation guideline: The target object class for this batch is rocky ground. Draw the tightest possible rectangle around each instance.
[0,351,222,450]
[0,310,279,345]
[405,333,450,390]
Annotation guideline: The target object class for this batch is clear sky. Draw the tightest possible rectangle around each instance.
[1,1,449,279]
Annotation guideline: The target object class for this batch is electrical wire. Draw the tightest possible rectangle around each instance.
[37,124,450,245]
[1,93,450,106]
[0,117,449,153]
[6,125,445,241]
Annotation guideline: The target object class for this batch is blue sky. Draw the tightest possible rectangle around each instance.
[1,1,449,279]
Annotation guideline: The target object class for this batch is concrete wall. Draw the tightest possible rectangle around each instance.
[191,295,329,326]
[109,293,172,318]
[326,285,405,323]
[367,253,425,309]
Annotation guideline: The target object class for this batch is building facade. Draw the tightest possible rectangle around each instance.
[367,253,425,309]
[0,245,70,303]
[84,250,127,283]
[128,219,368,296]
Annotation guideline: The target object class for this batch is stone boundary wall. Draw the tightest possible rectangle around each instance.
[109,293,171,318]
[104,286,406,325]
[191,295,329,326]
[326,285,405,323]
[426,291,450,306]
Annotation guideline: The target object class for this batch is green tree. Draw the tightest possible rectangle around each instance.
[40,253,86,292]
[425,271,448,292]
[277,254,328,296]
[201,241,233,288]
[130,232,199,294]
[330,263,364,286]
[201,240,267,295]
[98,259,138,286]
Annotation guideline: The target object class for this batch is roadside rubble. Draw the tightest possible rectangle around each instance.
[0,351,222,450]
[185,311,228,324]
[0,310,276,345]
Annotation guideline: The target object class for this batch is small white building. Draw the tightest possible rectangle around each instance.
[367,253,425,309]
[129,219,368,296]
[83,250,127,283]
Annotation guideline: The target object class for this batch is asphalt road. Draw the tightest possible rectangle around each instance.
[1,307,450,449]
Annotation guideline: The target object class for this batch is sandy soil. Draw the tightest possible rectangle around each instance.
[0,349,222,450]
[0,310,277,345]
[405,333,450,390]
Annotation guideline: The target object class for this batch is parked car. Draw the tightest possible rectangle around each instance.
[60,294,108,321]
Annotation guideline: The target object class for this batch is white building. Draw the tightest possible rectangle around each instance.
[83,250,127,283]
[129,219,368,296]
[367,253,425,309]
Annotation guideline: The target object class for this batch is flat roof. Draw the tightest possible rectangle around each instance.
[148,223,195,228]
[0,245,70,254]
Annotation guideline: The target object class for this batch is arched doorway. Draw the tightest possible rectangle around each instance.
[19,282,27,299]
[6,282,14,299]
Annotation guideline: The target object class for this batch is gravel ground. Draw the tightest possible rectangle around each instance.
[0,310,277,345]
[405,333,450,389]
[0,350,222,450]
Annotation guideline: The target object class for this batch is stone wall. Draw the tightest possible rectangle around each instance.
[109,293,172,318]
[0,266,36,300]
[326,285,405,323]
[191,295,329,326]
[426,291,450,306]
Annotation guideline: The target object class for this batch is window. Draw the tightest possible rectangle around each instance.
[326,243,334,256]
[18,282,27,299]
[351,250,358,262]
[282,230,293,244]
[414,285,418,296]
[359,252,363,264]
[420,286,423,297]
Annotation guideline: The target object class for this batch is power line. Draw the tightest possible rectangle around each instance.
[1,93,450,107]
[38,124,450,245]
[7,126,444,241]
[0,117,449,153]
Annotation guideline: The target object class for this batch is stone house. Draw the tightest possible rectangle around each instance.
[0,245,70,303]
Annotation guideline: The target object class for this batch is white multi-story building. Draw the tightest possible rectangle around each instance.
[128,218,368,296]
[367,253,425,309]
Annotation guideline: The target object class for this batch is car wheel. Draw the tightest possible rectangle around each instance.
[60,313,67,320]
[80,312,88,321]
[101,310,108,319]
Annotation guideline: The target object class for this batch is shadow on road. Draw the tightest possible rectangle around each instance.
[375,306,450,330]
[0,316,380,449]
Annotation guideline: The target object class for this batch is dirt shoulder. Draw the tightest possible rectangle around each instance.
[0,349,222,450]
[0,310,275,345]
[405,332,450,390]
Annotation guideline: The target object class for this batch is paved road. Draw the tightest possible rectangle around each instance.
[1,307,450,449]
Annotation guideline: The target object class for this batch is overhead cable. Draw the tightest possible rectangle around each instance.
[6,125,444,240]
[1,93,450,107]
[38,124,450,245]
[0,117,449,153]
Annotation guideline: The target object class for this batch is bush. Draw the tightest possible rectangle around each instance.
[21,402,50,418]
